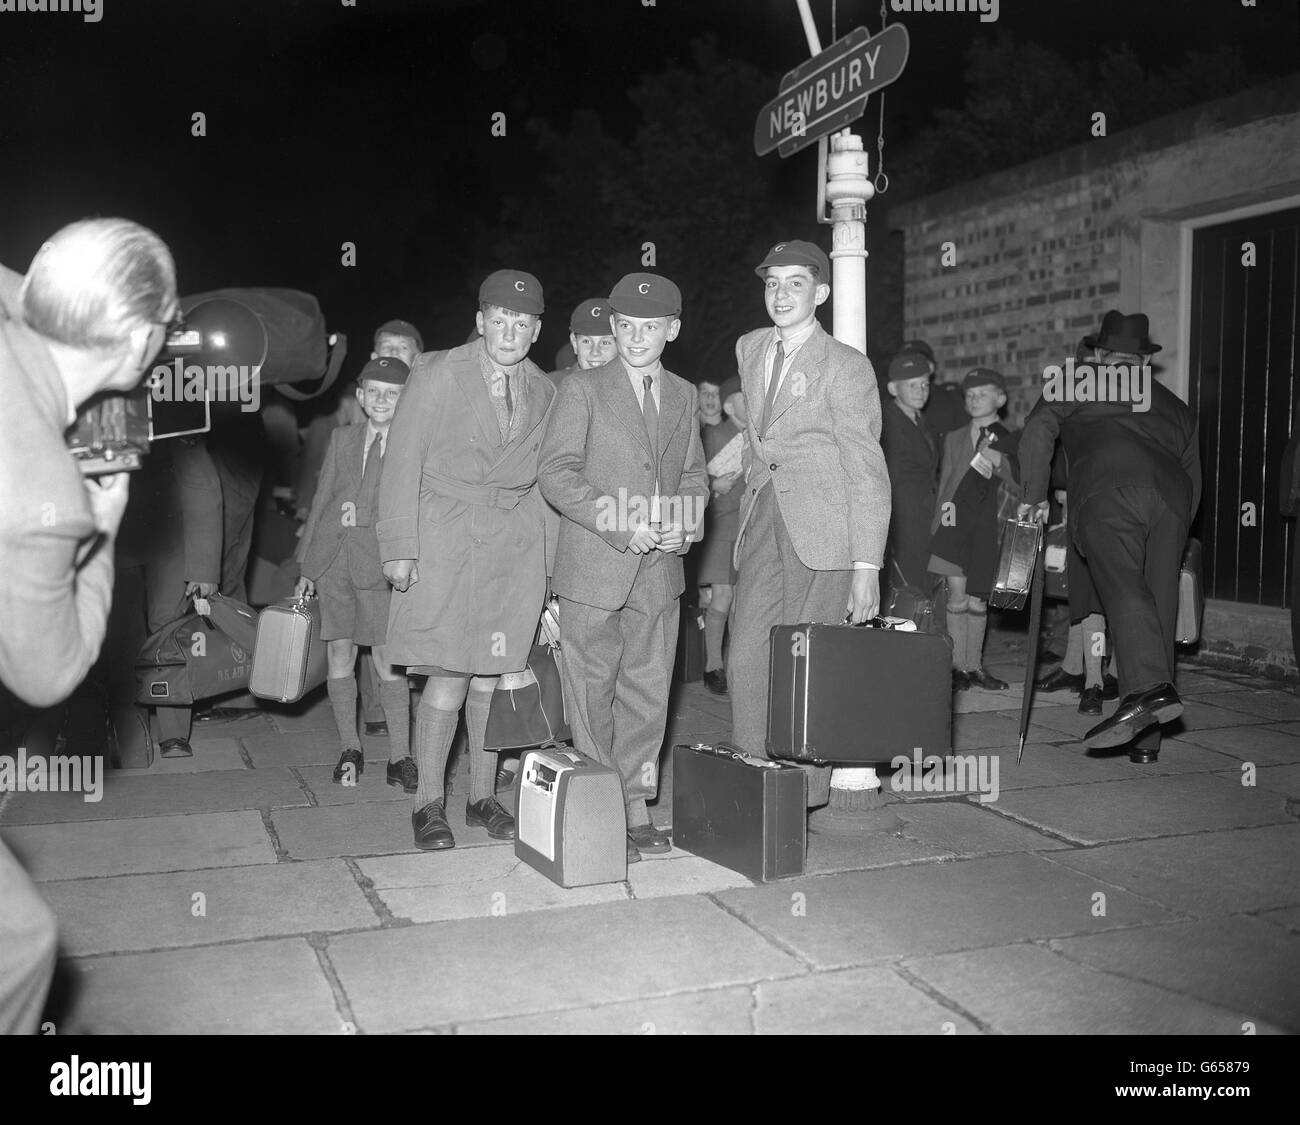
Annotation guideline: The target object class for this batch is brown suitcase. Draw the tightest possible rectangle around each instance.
[249,595,328,703]
[988,517,1043,611]
[767,620,952,764]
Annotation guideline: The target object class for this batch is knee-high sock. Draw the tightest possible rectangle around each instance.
[379,678,411,763]
[414,699,460,808]
[326,675,360,752]
[463,689,497,804]
[947,607,968,670]
[703,608,728,672]
[966,604,988,671]
[1082,612,1106,687]
[1062,622,1084,676]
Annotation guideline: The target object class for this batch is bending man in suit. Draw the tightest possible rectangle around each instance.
[378,271,557,851]
[1018,310,1200,762]
[727,240,892,807]
[538,273,708,862]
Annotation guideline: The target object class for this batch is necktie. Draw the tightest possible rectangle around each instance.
[362,432,382,493]
[642,375,660,524]
[761,339,785,437]
[503,369,514,418]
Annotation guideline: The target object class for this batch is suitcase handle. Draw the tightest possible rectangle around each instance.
[681,743,786,769]
[839,615,914,630]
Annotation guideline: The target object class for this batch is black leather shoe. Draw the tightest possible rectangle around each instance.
[413,801,455,850]
[496,765,518,791]
[1102,674,1119,701]
[952,669,971,693]
[386,757,418,794]
[332,748,364,784]
[1035,667,1084,692]
[702,669,729,696]
[968,667,1009,691]
[1078,685,1103,716]
[628,822,671,855]
[466,797,516,840]
[364,720,389,736]
[1083,682,1183,750]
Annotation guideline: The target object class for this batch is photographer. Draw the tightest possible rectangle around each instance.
[0,216,176,1035]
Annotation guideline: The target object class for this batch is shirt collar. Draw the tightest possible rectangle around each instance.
[365,421,385,448]
[772,319,819,354]
[622,357,663,385]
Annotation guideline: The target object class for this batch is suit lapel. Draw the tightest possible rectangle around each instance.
[599,359,653,457]
[498,360,551,461]
[765,324,826,434]
[452,345,504,450]
[655,369,688,463]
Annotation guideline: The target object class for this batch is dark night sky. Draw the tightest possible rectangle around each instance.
[1,0,1296,374]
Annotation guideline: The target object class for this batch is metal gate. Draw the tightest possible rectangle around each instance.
[1188,206,1299,607]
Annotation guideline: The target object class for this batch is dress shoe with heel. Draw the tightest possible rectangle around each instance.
[702,669,729,696]
[332,748,364,784]
[967,667,1008,691]
[1083,682,1182,750]
[466,796,516,840]
[1078,684,1103,716]
[386,757,418,793]
[412,800,455,850]
[628,822,671,855]
[952,669,971,693]
[1035,668,1084,693]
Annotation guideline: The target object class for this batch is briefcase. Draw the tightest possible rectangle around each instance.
[988,518,1043,611]
[672,743,806,882]
[767,620,951,764]
[249,595,328,703]
[1176,538,1204,645]
[515,747,627,888]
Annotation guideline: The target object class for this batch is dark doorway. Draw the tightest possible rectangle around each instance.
[1188,205,1299,607]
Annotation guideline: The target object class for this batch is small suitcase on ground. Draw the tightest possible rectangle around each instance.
[675,602,706,683]
[1176,538,1204,645]
[515,746,627,887]
[249,595,328,703]
[988,517,1043,611]
[672,743,806,882]
[767,619,951,764]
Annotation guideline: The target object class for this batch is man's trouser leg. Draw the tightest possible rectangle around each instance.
[728,485,852,807]
[0,841,57,1034]
[558,597,625,788]
[1075,487,1185,700]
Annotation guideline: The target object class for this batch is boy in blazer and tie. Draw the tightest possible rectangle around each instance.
[295,357,415,791]
[538,273,709,862]
[727,240,892,807]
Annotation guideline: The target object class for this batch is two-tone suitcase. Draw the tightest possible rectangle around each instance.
[672,743,806,882]
[988,517,1043,611]
[767,619,951,764]
[249,595,328,703]
[1176,538,1204,645]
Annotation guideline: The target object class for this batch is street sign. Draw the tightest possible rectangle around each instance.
[754,23,910,158]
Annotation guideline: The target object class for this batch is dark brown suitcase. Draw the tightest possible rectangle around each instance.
[671,743,806,881]
[988,517,1043,611]
[767,620,951,764]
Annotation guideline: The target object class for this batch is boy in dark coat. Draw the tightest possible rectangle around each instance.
[881,350,940,595]
[929,368,1020,691]
[295,357,414,791]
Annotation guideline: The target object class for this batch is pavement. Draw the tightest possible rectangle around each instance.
[3,627,1299,1036]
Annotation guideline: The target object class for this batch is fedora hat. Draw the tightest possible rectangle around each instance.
[1084,310,1161,356]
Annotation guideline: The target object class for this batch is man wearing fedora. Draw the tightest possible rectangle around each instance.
[727,239,891,806]
[1018,310,1200,762]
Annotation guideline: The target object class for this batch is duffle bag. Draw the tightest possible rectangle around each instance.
[135,594,257,707]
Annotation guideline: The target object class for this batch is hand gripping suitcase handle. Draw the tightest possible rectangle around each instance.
[839,614,911,630]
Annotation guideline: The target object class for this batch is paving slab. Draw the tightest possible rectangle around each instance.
[265,700,336,734]
[1256,906,1300,933]
[1052,916,1300,1032]
[803,828,954,875]
[369,848,628,922]
[626,853,754,897]
[712,853,1174,971]
[993,772,1291,845]
[953,687,1033,714]
[2,810,275,880]
[1191,690,1300,722]
[754,966,983,1034]
[1178,671,1256,694]
[1265,721,1300,740]
[1248,764,1300,799]
[456,986,755,1034]
[57,938,343,1035]
[1047,824,1300,916]
[328,894,803,1032]
[41,859,380,955]
[143,737,245,774]
[903,942,1285,1034]
[951,711,1065,750]
[271,801,511,860]
[296,764,411,806]
[1170,699,1272,734]
[978,740,1233,791]
[242,727,368,769]
[1171,724,1300,767]
[0,767,308,824]
[894,799,1072,855]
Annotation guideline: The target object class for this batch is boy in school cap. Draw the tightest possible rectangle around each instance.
[295,357,416,790]
[548,298,616,388]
